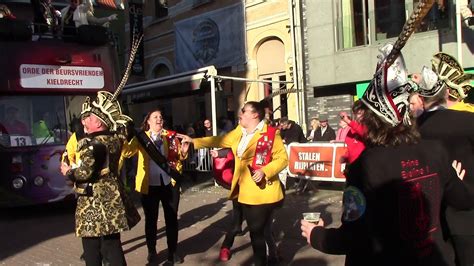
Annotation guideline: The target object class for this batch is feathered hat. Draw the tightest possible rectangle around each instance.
[361,44,415,127]
[81,35,143,131]
[361,0,435,127]
[418,52,474,99]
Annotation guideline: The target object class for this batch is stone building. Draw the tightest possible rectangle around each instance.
[123,0,301,131]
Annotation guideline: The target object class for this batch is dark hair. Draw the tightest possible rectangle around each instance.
[280,116,289,124]
[141,108,163,131]
[352,100,364,113]
[245,101,265,121]
[362,108,420,147]
[259,99,271,110]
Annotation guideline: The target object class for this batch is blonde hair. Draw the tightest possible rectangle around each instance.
[310,118,319,129]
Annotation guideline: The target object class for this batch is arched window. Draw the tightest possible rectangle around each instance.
[256,38,285,75]
[153,64,170,79]
[256,38,287,118]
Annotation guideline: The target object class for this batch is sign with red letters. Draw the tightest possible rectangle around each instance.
[20,64,104,89]
[287,142,347,182]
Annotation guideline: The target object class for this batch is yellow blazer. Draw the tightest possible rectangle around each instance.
[450,101,474,113]
[194,124,288,205]
[121,129,187,194]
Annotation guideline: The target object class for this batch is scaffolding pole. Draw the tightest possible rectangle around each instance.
[213,74,294,84]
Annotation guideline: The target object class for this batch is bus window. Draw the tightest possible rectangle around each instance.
[65,95,88,134]
[0,96,68,147]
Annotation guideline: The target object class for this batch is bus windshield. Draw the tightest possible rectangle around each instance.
[0,95,69,147]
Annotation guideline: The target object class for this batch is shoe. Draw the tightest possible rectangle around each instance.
[147,252,158,263]
[219,247,231,262]
[165,253,184,265]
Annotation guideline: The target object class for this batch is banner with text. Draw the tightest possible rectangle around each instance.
[287,142,347,182]
[174,3,245,72]
[20,64,104,89]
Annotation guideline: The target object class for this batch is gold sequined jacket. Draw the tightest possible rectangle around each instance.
[68,131,133,237]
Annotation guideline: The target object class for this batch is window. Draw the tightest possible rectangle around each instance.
[152,64,170,79]
[336,0,450,50]
[0,96,70,147]
[414,0,449,32]
[375,0,406,40]
[155,0,168,19]
[469,1,474,26]
[260,75,288,119]
[337,0,369,49]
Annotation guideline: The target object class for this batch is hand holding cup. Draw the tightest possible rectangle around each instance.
[302,212,321,223]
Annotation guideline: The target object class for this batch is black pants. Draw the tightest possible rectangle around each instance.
[452,235,474,266]
[141,184,180,257]
[242,201,281,266]
[221,199,244,249]
[82,233,126,266]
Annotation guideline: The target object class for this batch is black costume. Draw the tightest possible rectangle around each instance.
[310,140,474,266]
[313,126,336,142]
[418,108,474,265]
[67,130,138,266]
[31,0,60,34]
[280,120,306,144]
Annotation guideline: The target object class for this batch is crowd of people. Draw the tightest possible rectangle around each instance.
[45,4,473,266]
[0,0,467,264]
[1,0,117,38]
[300,46,474,266]
[58,47,474,265]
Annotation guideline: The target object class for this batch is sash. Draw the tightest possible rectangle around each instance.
[251,126,277,169]
[135,130,183,182]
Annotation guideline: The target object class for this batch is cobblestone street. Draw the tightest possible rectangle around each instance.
[0,175,346,266]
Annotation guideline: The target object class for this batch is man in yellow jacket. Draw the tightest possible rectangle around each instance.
[179,101,288,266]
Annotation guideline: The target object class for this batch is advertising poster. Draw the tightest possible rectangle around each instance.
[287,143,347,182]
[334,145,348,179]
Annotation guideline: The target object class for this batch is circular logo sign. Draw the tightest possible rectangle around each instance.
[342,186,366,222]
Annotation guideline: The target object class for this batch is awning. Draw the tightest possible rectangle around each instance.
[122,66,217,104]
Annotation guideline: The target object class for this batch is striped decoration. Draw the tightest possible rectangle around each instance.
[94,0,124,10]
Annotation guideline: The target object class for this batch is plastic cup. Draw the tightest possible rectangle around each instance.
[302,212,320,223]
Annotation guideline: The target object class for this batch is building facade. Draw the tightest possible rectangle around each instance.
[297,0,474,128]
[124,0,300,131]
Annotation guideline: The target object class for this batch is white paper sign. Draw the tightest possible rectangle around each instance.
[10,136,32,147]
[20,64,105,89]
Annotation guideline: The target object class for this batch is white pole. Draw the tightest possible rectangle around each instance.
[208,69,218,187]
[289,0,301,124]
[214,74,294,84]
[456,0,463,65]
[291,0,307,130]
[210,75,217,136]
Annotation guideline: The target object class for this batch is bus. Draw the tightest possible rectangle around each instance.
[0,20,119,207]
